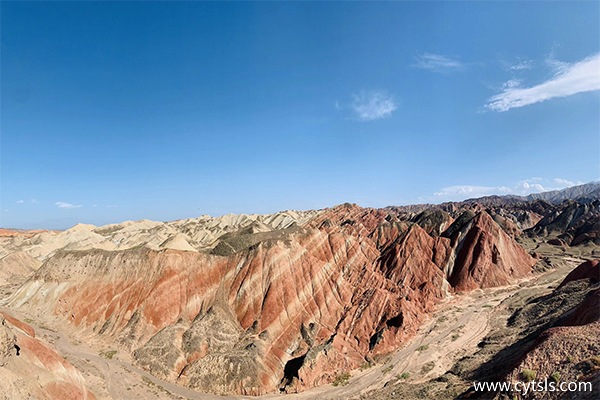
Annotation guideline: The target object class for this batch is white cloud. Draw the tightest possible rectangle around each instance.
[16,199,39,204]
[502,79,522,89]
[434,177,584,201]
[546,45,570,74]
[553,177,583,187]
[486,53,600,112]
[507,58,534,71]
[413,53,464,71]
[514,180,545,193]
[546,57,570,75]
[351,91,397,121]
[434,185,512,199]
[55,201,82,209]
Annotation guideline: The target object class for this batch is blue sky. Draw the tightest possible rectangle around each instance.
[2,1,599,229]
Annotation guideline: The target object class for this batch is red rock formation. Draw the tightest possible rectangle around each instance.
[560,288,600,326]
[445,212,536,291]
[0,312,35,338]
[17,332,97,400]
[558,259,599,289]
[527,200,600,246]
[377,223,451,310]
[0,312,95,400]
[6,204,536,395]
[496,258,600,400]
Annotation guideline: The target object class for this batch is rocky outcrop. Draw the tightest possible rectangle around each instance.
[527,200,600,246]
[443,211,535,291]
[500,262,600,399]
[0,313,95,400]
[0,252,41,284]
[0,317,16,367]
[504,322,600,399]
[558,259,599,289]
[411,209,454,236]
[561,288,600,327]
[3,203,539,395]
[0,210,320,262]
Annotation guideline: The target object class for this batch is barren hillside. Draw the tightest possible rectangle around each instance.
[0,193,598,399]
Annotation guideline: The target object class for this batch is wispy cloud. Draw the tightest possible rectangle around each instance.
[546,44,570,74]
[486,53,600,112]
[514,179,546,193]
[16,199,39,204]
[434,177,583,201]
[510,60,534,70]
[553,177,583,187]
[412,53,465,72]
[351,91,397,121]
[502,57,534,71]
[502,79,522,89]
[434,185,512,199]
[55,201,82,209]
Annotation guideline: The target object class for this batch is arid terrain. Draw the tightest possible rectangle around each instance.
[0,183,598,400]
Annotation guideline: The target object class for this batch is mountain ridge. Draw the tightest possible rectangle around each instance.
[0,184,598,398]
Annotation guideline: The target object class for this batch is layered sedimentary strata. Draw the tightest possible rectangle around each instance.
[4,203,538,395]
[0,312,96,400]
[527,200,600,246]
[443,211,535,291]
[0,251,41,283]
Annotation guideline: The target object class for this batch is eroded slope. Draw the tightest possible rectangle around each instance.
[3,204,537,395]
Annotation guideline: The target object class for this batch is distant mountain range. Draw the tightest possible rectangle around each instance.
[464,181,600,205]
[389,182,600,215]
[525,181,600,203]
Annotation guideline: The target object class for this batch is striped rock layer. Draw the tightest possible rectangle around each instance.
[6,204,535,395]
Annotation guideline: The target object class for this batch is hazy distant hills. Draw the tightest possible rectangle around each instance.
[465,182,600,205]
[387,182,600,215]
[526,181,600,203]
